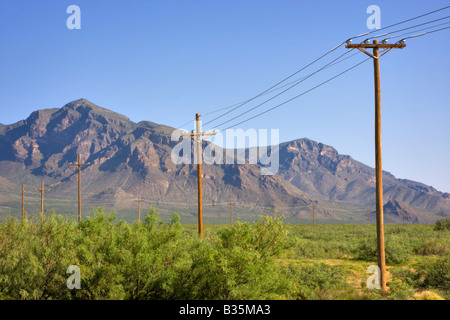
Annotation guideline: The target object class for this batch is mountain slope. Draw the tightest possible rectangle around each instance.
[0,99,448,223]
[275,138,450,213]
[0,99,318,220]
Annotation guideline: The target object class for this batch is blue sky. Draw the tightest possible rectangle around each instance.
[0,0,449,192]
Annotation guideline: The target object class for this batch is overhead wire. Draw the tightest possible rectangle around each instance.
[197,5,450,126]
[201,41,347,128]
[170,6,450,133]
[201,51,360,119]
[213,55,373,133]
[397,25,450,41]
[207,49,356,130]
[365,15,450,40]
[349,5,450,41]
[382,20,450,40]
[206,11,450,132]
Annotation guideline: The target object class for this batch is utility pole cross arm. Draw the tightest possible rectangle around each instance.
[345,44,406,49]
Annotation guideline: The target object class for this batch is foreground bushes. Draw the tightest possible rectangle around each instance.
[0,209,299,300]
[434,218,450,231]
[2,210,448,300]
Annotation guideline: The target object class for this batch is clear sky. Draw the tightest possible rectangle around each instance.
[1,0,449,192]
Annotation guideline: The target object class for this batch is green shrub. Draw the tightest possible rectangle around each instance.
[415,238,448,256]
[216,215,294,258]
[434,218,450,231]
[390,268,420,287]
[284,263,347,300]
[388,280,415,300]
[0,210,294,300]
[0,214,80,299]
[353,235,412,264]
[416,256,450,291]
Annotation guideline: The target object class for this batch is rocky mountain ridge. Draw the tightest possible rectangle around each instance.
[0,99,448,223]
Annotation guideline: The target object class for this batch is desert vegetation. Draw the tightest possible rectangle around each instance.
[0,208,448,300]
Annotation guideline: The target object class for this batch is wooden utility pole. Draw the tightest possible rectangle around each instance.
[402,209,405,226]
[181,113,216,237]
[368,207,370,225]
[230,200,233,227]
[22,184,25,221]
[70,153,90,223]
[312,202,315,226]
[138,194,141,223]
[35,182,49,222]
[346,39,405,291]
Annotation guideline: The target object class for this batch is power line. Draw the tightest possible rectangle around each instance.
[200,6,450,128]
[366,15,450,40]
[201,41,347,128]
[350,5,450,41]
[201,51,360,118]
[174,117,196,130]
[383,20,450,40]
[216,56,372,132]
[211,22,449,132]
[210,49,358,131]
[397,25,450,41]
[207,49,355,131]
[176,6,450,132]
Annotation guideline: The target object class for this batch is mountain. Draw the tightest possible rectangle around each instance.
[0,99,322,221]
[275,139,450,212]
[0,99,448,223]
[381,200,422,224]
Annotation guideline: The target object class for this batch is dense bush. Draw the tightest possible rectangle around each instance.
[387,280,415,300]
[416,255,450,292]
[353,234,412,264]
[415,238,448,256]
[0,210,295,300]
[284,263,348,300]
[434,218,450,231]
[1,210,449,300]
[391,256,450,298]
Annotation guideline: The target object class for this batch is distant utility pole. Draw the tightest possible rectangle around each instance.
[182,113,216,237]
[22,184,25,221]
[312,202,315,226]
[368,207,370,225]
[230,200,233,227]
[346,39,406,291]
[70,153,90,223]
[35,182,49,222]
[138,194,141,223]
[402,209,405,226]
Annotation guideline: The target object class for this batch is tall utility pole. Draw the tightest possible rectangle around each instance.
[35,182,49,222]
[402,209,405,226]
[182,113,216,237]
[70,154,90,223]
[22,184,25,221]
[368,207,370,225]
[346,39,406,291]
